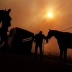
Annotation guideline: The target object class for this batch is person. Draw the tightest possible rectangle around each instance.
[32,31,48,60]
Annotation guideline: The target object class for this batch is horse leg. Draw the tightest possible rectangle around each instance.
[64,48,67,65]
[1,32,8,53]
[59,49,63,64]
[3,33,9,52]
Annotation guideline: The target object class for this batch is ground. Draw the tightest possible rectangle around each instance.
[0,53,72,72]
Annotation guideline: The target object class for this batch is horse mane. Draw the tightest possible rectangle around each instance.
[50,29,72,34]
[50,29,72,37]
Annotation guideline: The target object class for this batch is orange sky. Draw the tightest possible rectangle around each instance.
[0,0,72,56]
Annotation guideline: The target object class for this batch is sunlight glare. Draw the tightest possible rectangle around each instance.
[47,12,53,18]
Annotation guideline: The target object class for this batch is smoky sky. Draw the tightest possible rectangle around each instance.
[0,0,72,56]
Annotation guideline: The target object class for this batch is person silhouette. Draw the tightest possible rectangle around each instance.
[32,31,48,60]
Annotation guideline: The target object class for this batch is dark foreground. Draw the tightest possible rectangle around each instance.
[0,53,72,72]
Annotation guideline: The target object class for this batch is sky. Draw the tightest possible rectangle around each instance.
[0,0,72,56]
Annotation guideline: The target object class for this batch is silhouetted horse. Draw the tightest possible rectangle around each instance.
[47,29,72,65]
[0,9,12,51]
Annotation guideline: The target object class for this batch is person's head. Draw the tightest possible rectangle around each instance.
[39,31,42,34]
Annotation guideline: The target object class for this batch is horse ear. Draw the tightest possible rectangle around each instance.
[7,9,11,13]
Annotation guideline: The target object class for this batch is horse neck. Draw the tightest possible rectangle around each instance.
[52,31,60,39]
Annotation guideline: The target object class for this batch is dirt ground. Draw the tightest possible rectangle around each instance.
[0,53,72,72]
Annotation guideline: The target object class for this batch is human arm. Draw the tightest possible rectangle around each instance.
[43,35,48,43]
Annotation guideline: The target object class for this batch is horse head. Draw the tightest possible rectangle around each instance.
[47,29,54,40]
[1,9,12,28]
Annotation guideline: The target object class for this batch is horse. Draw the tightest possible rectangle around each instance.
[47,29,72,65]
[0,9,12,51]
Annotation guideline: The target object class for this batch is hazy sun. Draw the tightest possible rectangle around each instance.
[47,12,52,18]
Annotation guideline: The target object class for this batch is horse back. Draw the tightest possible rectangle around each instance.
[57,32,72,48]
